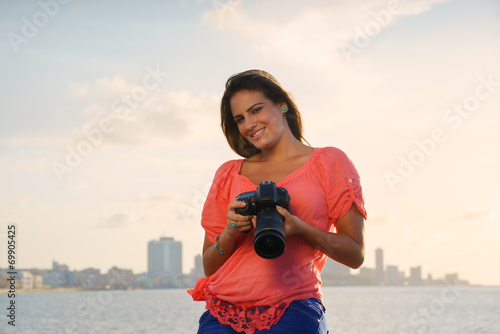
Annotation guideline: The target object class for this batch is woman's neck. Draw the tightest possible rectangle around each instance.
[254,132,311,162]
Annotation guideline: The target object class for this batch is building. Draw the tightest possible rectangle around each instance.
[106,266,134,289]
[375,248,385,285]
[409,266,423,285]
[322,258,354,285]
[52,260,69,272]
[358,267,376,285]
[323,258,351,277]
[386,265,401,285]
[43,261,76,287]
[399,270,406,283]
[76,268,101,287]
[148,237,183,275]
[20,271,33,289]
[445,273,459,285]
[190,254,204,278]
[43,270,76,287]
[33,275,44,289]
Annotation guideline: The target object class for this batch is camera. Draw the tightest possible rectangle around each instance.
[235,181,291,259]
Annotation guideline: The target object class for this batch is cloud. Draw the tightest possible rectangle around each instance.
[0,195,30,209]
[398,0,450,16]
[63,84,221,151]
[1,0,453,152]
[452,210,491,222]
[92,193,204,233]
[201,0,257,36]
[97,212,130,229]
[131,194,175,202]
[94,76,131,95]
[199,0,450,69]
[66,82,90,98]
[104,90,220,146]
[0,134,59,147]
[67,75,136,99]
[366,214,398,225]
[128,193,205,228]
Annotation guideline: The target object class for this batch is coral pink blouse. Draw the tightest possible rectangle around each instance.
[188,147,367,333]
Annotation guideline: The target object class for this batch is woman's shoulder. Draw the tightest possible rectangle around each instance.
[313,146,359,174]
[207,158,244,194]
[214,158,244,177]
[315,146,350,162]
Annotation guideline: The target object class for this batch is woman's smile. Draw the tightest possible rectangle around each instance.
[250,127,265,139]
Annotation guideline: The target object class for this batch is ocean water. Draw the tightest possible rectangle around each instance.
[2,286,499,333]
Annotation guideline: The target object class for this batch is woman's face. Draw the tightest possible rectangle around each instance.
[230,90,288,151]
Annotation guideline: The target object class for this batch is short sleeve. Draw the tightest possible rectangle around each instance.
[201,160,237,243]
[318,147,367,227]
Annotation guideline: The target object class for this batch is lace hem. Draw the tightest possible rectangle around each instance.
[201,286,289,334]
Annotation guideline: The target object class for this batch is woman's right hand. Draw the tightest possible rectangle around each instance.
[201,200,255,276]
[223,200,255,238]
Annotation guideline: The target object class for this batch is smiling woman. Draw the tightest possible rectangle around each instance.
[188,69,367,334]
[220,70,306,158]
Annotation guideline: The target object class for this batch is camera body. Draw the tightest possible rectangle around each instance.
[235,181,291,259]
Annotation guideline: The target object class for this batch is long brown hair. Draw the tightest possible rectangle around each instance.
[220,69,306,158]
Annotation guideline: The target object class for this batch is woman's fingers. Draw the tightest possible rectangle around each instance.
[228,200,247,212]
[228,201,252,221]
[228,216,253,229]
[227,200,254,232]
[251,216,257,229]
[275,205,289,217]
[232,221,253,232]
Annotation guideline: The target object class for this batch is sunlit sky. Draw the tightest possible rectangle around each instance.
[1,0,499,286]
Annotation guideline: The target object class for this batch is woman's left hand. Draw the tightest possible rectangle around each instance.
[276,205,304,236]
[276,204,365,268]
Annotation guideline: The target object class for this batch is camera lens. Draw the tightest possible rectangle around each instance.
[254,231,285,259]
[261,236,278,250]
[254,208,286,259]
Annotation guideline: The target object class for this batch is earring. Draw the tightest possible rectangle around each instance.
[282,106,287,112]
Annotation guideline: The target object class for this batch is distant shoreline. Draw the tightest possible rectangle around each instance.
[0,287,108,294]
[2,284,499,295]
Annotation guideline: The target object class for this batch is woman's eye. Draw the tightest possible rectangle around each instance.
[235,117,243,124]
[251,107,262,114]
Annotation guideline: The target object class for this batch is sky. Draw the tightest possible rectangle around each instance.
[1,0,499,286]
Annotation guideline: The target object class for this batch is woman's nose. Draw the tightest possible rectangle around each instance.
[245,119,256,132]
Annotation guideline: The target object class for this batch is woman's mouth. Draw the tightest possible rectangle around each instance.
[250,128,265,139]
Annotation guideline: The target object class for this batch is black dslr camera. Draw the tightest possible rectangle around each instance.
[235,181,291,259]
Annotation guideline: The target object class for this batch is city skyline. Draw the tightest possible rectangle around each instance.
[0,231,482,285]
[1,238,475,290]
[1,1,499,286]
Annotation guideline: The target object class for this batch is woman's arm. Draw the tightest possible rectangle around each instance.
[277,203,365,269]
[202,200,254,276]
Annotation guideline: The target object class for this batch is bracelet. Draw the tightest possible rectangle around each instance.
[214,235,232,255]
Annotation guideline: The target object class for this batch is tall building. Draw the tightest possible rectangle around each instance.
[445,273,459,285]
[52,260,69,272]
[323,258,351,277]
[359,267,376,284]
[409,266,422,285]
[375,248,385,285]
[191,254,204,278]
[386,265,400,285]
[148,237,182,275]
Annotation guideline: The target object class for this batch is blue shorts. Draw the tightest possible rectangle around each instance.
[197,298,329,334]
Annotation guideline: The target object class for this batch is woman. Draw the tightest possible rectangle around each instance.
[188,69,366,334]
